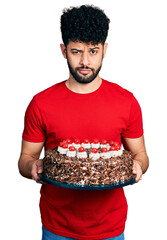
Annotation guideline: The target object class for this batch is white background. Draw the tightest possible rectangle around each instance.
[0,0,167,239]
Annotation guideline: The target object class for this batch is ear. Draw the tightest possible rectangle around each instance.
[103,43,108,58]
[60,43,67,59]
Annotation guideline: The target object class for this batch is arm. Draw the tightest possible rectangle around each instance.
[122,135,149,183]
[18,140,44,183]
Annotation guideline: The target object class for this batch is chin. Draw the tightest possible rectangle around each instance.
[74,77,95,84]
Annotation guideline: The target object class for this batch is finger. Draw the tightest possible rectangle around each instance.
[132,168,137,175]
[36,179,45,184]
[136,173,142,183]
[31,163,39,181]
[36,159,43,174]
[132,168,141,182]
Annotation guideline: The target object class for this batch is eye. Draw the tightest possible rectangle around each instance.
[90,50,97,54]
[72,50,80,54]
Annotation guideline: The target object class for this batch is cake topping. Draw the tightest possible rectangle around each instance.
[78,147,85,152]
[100,147,111,159]
[59,142,64,147]
[101,140,109,149]
[66,139,72,144]
[69,146,75,151]
[114,142,119,147]
[91,148,98,153]
[58,143,69,154]
[110,144,123,157]
[101,147,108,153]
[116,145,121,150]
[82,139,91,149]
[62,143,68,149]
[110,141,119,147]
[73,139,81,149]
[110,146,116,151]
[91,139,100,148]
[109,143,121,151]
[101,139,107,144]
[67,146,76,157]
[74,139,80,144]
[77,147,87,158]
[57,142,64,153]
[89,148,100,160]
[109,141,115,146]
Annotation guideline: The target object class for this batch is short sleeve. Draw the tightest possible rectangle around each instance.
[122,95,144,138]
[22,97,46,142]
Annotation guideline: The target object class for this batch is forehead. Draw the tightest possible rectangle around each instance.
[67,41,103,49]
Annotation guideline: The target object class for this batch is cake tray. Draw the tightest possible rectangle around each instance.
[38,173,136,190]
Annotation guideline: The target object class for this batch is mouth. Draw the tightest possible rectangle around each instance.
[78,68,91,75]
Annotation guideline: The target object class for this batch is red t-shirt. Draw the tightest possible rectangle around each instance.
[22,79,143,239]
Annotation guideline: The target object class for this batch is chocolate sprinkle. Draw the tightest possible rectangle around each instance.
[43,147,134,185]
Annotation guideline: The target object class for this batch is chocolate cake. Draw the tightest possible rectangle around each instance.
[42,139,134,186]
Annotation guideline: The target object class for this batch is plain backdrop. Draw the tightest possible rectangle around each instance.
[0,0,167,239]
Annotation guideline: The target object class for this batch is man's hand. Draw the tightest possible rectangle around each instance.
[18,140,45,183]
[122,136,149,184]
[133,160,143,183]
[31,159,44,184]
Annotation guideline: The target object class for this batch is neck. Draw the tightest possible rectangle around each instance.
[65,75,102,94]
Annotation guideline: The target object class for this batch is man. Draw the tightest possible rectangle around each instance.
[18,5,149,240]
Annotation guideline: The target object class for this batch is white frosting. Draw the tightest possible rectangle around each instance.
[57,146,63,153]
[100,144,108,149]
[66,150,76,157]
[59,147,68,155]
[110,149,123,157]
[89,152,100,160]
[100,152,111,159]
[77,151,87,158]
[91,143,100,148]
[72,143,81,149]
[81,143,91,149]
[107,144,110,150]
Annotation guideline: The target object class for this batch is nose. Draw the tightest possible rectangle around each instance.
[79,52,90,67]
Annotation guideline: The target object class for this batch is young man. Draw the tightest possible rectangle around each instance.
[18,5,149,240]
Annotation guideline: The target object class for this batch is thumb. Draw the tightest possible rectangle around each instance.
[36,159,43,174]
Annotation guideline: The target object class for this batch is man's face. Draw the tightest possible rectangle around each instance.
[63,41,107,84]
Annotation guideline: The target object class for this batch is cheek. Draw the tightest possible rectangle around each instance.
[68,56,79,68]
[91,56,102,68]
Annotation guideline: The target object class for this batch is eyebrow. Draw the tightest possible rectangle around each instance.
[89,47,100,50]
[71,49,81,51]
[71,47,100,51]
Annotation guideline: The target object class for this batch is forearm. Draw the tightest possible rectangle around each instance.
[133,151,149,174]
[18,154,37,179]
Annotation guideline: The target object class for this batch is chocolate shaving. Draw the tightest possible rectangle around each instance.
[43,147,134,185]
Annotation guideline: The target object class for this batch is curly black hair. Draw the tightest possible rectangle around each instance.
[60,5,110,46]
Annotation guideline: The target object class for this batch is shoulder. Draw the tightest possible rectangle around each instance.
[32,81,65,104]
[103,79,134,100]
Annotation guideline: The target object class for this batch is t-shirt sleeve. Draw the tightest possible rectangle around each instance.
[122,95,144,138]
[22,97,46,142]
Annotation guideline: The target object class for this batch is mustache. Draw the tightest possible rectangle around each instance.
[76,66,93,71]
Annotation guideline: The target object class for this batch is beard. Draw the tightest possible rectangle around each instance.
[66,56,103,84]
